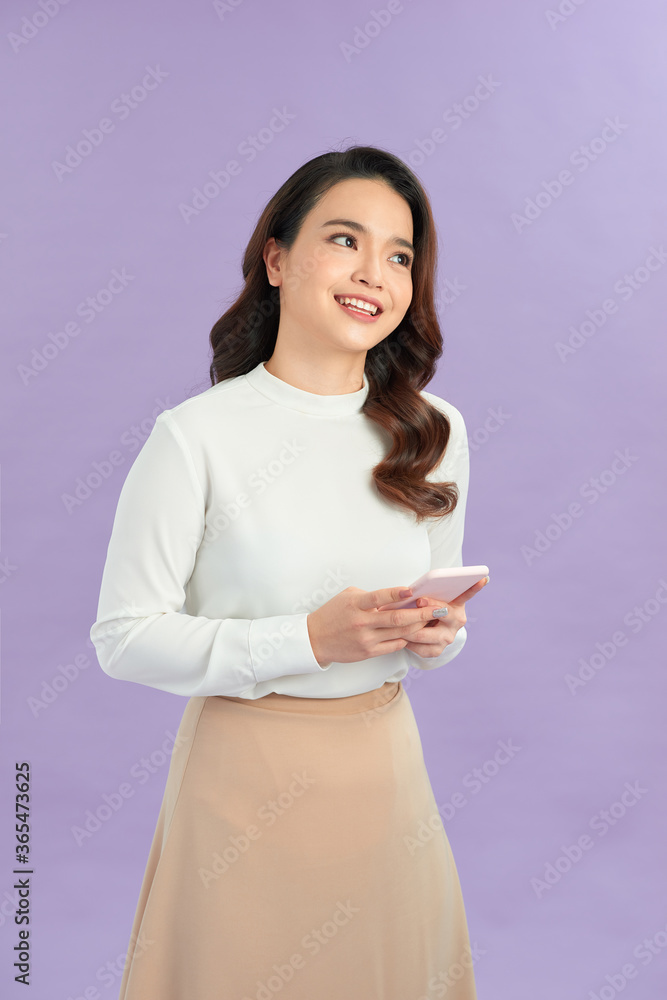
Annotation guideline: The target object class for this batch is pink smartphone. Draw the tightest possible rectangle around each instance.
[378,566,490,611]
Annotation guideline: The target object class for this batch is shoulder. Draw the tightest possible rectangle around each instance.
[419,388,466,433]
[152,372,251,439]
[420,388,469,473]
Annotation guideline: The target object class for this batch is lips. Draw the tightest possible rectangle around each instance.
[333,294,384,318]
[334,298,383,323]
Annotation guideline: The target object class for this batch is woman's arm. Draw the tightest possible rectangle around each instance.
[90,411,330,698]
[403,397,470,671]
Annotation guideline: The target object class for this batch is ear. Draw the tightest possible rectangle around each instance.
[263,237,284,287]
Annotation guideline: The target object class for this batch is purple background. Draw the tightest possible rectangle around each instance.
[1,0,666,997]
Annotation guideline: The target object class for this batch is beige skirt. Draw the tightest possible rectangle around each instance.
[117,680,478,1000]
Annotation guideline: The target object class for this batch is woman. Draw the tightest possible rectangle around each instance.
[91,144,489,999]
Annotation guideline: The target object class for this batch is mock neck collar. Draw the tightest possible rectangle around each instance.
[244,361,369,416]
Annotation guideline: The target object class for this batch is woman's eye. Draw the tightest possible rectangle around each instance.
[331,234,356,248]
[330,234,412,268]
[390,252,412,267]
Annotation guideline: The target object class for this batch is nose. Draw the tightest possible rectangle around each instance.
[352,260,383,289]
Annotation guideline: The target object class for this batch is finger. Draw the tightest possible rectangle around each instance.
[412,608,447,629]
[408,614,455,639]
[415,598,442,624]
[447,576,490,606]
[367,589,445,624]
[405,633,446,651]
[377,602,448,628]
[360,586,414,612]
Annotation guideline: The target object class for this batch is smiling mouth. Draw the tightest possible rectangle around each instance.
[333,295,382,317]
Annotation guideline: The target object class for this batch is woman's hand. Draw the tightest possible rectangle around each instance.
[306,585,459,668]
[403,577,489,659]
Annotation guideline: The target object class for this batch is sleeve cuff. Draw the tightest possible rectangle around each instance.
[250,612,332,682]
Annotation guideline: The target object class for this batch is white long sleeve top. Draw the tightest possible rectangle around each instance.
[90,360,470,699]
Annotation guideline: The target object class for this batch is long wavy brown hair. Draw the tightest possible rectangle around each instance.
[207,144,460,525]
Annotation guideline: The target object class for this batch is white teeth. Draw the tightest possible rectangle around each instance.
[335,295,378,315]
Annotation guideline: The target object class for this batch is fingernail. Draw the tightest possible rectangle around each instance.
[399,588,413,598]
[432,607,449,618]
[483,576,490,584]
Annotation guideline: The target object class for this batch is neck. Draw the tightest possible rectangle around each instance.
[264,346,366,396]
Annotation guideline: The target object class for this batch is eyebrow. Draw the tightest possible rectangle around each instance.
[319,218,415,256]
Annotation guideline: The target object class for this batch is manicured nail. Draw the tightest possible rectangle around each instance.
[399,588,413,598]
[432,607,449,617]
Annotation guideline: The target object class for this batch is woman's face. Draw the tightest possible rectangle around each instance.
[264,177,414,358]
